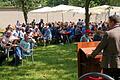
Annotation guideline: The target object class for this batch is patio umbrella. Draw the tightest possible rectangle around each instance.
[70,8,85,14]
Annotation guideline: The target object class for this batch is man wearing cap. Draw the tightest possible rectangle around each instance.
[80,29,93,42]
[88,15,120,79]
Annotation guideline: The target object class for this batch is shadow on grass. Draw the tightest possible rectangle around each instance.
[0,44,77,80]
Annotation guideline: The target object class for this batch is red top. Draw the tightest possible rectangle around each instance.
[64,32,70,35]
[84,77,105,80]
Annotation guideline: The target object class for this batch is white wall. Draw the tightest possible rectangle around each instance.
[0,11,24,28]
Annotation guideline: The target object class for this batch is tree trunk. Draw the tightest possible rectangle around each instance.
[21,0,28,24]
[85,0,91,29]
[23,11,28,24]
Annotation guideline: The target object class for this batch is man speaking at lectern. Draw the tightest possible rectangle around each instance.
[88,15,120,79]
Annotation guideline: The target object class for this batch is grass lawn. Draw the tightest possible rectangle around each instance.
[0,44,77,80]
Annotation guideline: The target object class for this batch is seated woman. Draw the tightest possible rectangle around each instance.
[0,30,20,65]
[1,30,14,54]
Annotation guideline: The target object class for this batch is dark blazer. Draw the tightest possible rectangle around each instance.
[91,25,120,68]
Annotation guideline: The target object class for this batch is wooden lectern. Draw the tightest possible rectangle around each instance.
[77,41,102,78]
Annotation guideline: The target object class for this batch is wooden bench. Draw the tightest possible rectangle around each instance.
[77,41,102,78]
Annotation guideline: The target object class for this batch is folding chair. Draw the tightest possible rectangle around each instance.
[0,37,3,53]
[22,43,34,65]
[5,42,14,61]
[5,47,11,60]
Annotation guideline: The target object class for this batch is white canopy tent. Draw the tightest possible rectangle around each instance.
[90,5,120,22]
[30,5,81,22]
[51,5,83,22]
[90,5,110,10]
[51,4,81,12]
[69,8,85,14]
[90,5,110,15]
[29,5,84,22]
[29,5,120,23]
[90,5,120,16]
[30,7,53,13]
[109,6,120,15]
[30,7,53,22]
[66,8,85,22]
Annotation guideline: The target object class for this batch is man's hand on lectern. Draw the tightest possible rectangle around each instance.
[86,54,94,61]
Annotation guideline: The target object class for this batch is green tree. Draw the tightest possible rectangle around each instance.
[109,0,120,6]
[40,0,69,7]
[69,0,101,7]
[0,0,13,7]
[48,0,69,7]
[85,0,120,29]
[12,0,40,24]
[40,0,49,7]
[69,0,85,7]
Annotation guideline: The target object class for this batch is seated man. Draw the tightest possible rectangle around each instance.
[19,33,36,57]
[80,29,93,42]
[13,33,36,65]
[67,24,75,43]
[43,26,52,46]
[20,33,31,57]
